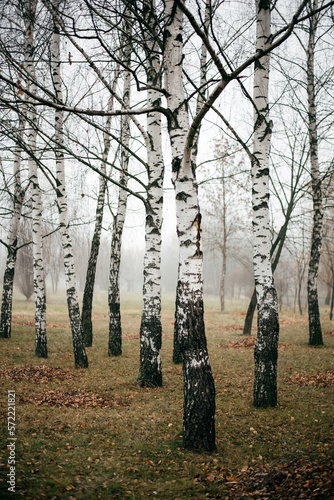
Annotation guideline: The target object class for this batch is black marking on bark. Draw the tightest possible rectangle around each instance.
[172,157,181,174]
[176,191,191,202]
[163,28,172,50]
[260,120,273,142]
[259,0,271,11]
[253,201,268,212]
[256,167,269,179]
[255,57,266,71]
[146,214,154,227]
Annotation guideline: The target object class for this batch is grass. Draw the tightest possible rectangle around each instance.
[0,290,333,499]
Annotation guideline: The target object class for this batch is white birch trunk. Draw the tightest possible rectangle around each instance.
[24,0,47,358]
[164,0,215,452]
[52,8,88,368]
[108,17,132,357]
[252,0,279,407]
[0,118,25,338]
[306,0,323,346]
[137,0,164,387]
[173,0,211,364]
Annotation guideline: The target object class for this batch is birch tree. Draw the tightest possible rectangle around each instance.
[173,0,211,365]
[51,4,88,368]
[164,0,216,451]
[306,0,323,346]
[108,15,132,358]
[136,0,164,387]
[243,115,310,334]
[81,96,114,347]
[24,0,48,358]
[251,0,279,407]
[0,116,26,338]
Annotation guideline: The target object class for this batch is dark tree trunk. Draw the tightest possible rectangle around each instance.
[307,206,323,345]
[330,279,334,321]
[173,267,183,364]
[81,258,95,347]
[307,0,323,347]
[68,287,88,368]
[0,245,17,338]
[325,287,330,306]
[298,280,303,316]
[81,92,112,347]
[81,180,106,347]
[243,288,256,336]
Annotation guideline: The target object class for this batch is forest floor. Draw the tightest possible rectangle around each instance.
[0,291,333,499]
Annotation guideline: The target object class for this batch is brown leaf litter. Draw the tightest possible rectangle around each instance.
[226,458,334,499]
[0,365,75,383]
[289,370,334,387]
[218,337,294,350]
[17,389,128,408]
